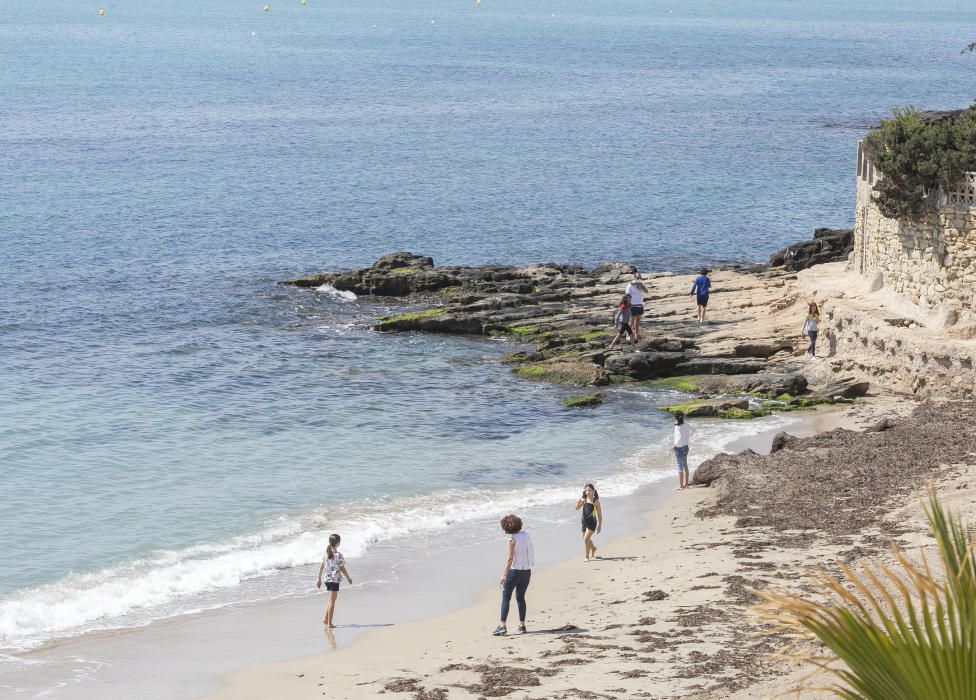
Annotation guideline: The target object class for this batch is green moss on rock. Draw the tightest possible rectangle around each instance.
[644,376,706,392]
[511,363,594,384]
[580,330,610,341]
[561,392,604,408]
[662,400,707,414]
[719,408,772,419]
[378,308,445,324]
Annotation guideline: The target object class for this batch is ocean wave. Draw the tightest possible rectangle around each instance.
[314,283,357,302]
[0,413,793,651]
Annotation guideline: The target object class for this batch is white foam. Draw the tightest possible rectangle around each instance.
[314,283,357,301]
[0,411,795,652]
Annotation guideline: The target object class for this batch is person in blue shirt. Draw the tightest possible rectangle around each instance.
[690,269,711,324]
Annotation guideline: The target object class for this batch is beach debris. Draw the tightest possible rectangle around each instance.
[98,8,105,15]
[642,589,669,601]
[867,417,898,432]
[263,4,270,11]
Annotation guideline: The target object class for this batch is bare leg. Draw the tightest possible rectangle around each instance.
[582,530,593,560]
[607,331,622,351]
[680,467,689,489]
[324,591,338,627]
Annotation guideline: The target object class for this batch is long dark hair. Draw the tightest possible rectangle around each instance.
[620,294,631,308]
[583,483,600,501]
[326,533,341,560]
[674,411,685,425]
[808,302,820,317]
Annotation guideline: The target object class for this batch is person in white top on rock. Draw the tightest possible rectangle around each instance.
[672,411,694,490]
[625,272,649,341]
[801,301,821,358]
[493,514,535,636]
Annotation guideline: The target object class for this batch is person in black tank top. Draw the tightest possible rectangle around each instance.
[575,483,603,561]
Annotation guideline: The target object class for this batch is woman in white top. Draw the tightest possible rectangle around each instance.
[625,273,649,340]
[801,302,821,358]
[673,411,693,490]
[493,514,535,636]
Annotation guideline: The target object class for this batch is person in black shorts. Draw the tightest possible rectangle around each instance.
[607,294,637,352]
[690,269,711,325]
[574,483,603,561]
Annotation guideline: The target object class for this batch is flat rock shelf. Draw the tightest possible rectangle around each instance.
[285,250,869,414]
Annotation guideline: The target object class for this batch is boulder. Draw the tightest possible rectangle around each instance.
[371,252,434,271]
[727,372,808,396]
[811,379,870,400]
[692,449,760,486]
[604,351,685,379]
[769,431,798,453]
[674,357,766,376]
[375,313,487,334]
[638,337,696,353]
[734,341,794,358]
[463,294,538,312]
[768,228,853,271]
[668,399,750,418]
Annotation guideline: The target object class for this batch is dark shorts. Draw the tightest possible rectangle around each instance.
[696,295,709,308]
[582,516,598,533]
[325,581,339,592]
[617,322,633,337]
[631,305,644,317]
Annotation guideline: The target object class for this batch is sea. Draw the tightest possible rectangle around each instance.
[1,0,973,694]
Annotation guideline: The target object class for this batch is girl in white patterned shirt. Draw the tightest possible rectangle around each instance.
[316,533,353,627]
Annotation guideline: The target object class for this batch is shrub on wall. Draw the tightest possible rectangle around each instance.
[864,106,976,220]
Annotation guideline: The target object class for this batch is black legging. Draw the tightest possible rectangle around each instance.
[808,330,818,355]
[500,569,531,622]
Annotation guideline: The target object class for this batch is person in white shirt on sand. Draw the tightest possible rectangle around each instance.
[672,411,694,490]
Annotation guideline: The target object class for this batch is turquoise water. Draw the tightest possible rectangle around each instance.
[1,0,974,654]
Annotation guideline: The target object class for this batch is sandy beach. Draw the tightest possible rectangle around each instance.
[205,393,973,700]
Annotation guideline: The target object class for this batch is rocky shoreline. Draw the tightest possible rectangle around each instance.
[286,234,866,418]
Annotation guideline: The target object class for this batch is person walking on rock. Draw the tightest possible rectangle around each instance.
[690,269,711,324]
[802,302,821,358]
[493,515,534,636]
[673,411,693,490]
[607,294,637,352]
[625,273,649,340]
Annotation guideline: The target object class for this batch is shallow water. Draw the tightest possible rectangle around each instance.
[1,0,974,663]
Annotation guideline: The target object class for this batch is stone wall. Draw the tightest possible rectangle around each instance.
[852,141,976,328]
[797,262,976,399]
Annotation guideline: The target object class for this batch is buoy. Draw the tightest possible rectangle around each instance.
[475,0,481,5]
[263,4,270,11]
[301,0,306,5]
[251,31,257,36]
[430,19,435,24]
[98,8,105,15]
